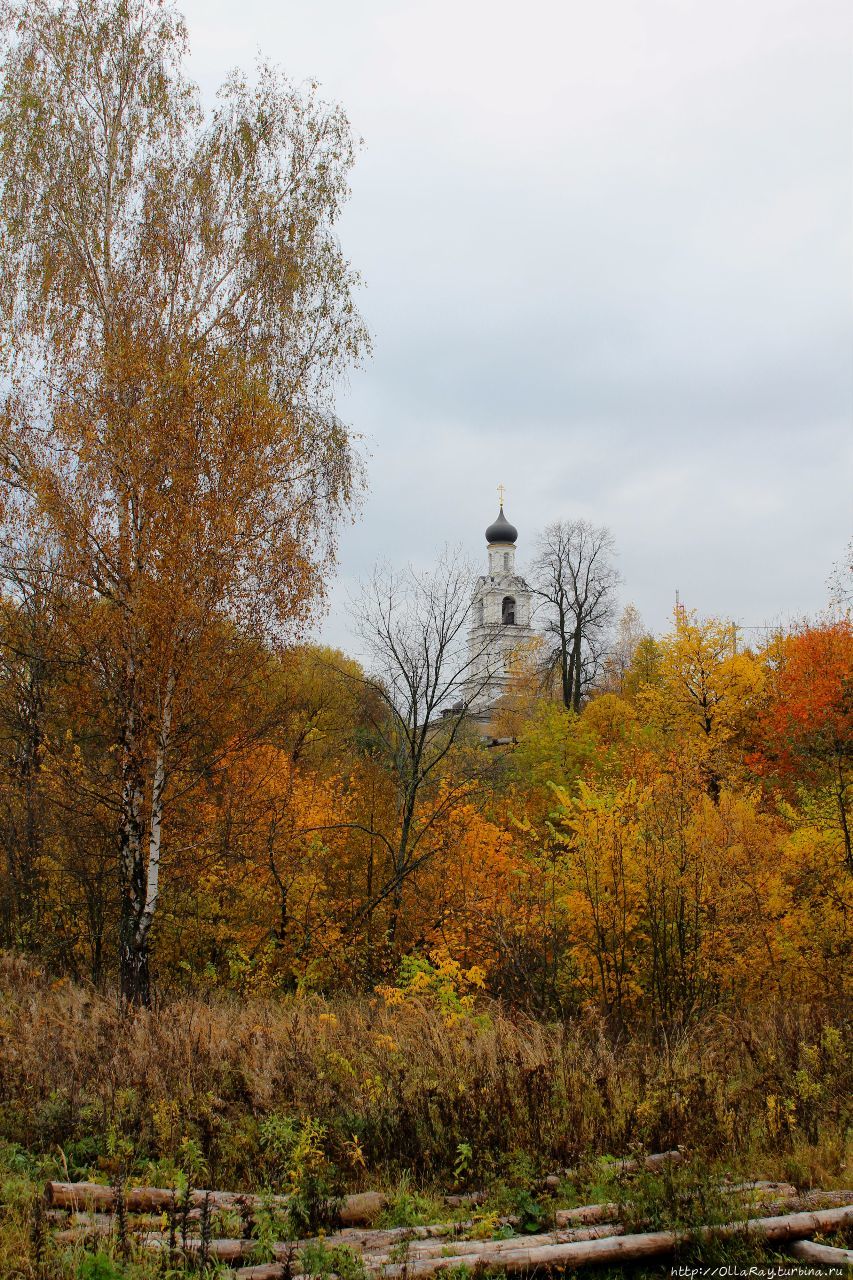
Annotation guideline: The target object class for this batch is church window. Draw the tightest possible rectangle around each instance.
[503,552,510,570]
[502,595,516,625]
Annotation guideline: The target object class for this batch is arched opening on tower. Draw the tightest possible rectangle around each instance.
[502,595,516,625]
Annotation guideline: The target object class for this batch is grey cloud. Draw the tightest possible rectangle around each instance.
[181,0,852,647]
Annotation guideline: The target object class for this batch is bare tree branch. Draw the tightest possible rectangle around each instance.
[531,519,620,712]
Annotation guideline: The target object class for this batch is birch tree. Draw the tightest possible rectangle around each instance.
[0,0,368,1003]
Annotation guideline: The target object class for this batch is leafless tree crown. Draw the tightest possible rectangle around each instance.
[531,519,620,712]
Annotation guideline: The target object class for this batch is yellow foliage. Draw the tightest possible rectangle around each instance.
[376,947,487,1025]
[640,612,763,795]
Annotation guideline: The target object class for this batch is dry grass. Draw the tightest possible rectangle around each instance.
[0,953,849,1194]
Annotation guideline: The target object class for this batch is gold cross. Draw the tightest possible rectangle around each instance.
[497,482,506,507]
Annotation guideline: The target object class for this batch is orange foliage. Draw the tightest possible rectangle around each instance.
[754,621,853,779]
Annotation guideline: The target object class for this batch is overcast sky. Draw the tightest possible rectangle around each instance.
[183,0,852,652]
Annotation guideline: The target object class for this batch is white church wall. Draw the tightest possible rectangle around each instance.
[464,509,537,718]
[488,544,516,575]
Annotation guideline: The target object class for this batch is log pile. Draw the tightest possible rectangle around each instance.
[41,1161,853,1276]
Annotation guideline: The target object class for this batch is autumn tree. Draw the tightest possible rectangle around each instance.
[754,620,853,873]
[273,647,369,768]
[621,634,663,700]
[531,519,620,712]
[642,612,762,800]
[599,603,648,695]
[167,737,356,993]
[176,644,373,989]
[0,0,368,1002]
[345,550,497,953]
[550,779,642,1028]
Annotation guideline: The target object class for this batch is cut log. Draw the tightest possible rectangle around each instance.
[555,1203,620,1226]
[789,1238,853,1264]
[739,1190,853,1219]
[725,1181,799,1199]
[53,1217,142,1245]
[371,1205,853,1276]
[44,1182,287,1214]
[559,1151,686,1182]
[338,1191,387,1226]
[801,1189,853,1207]
[164,1237,289,1263]
[43,1182,386,1226]
[49,1211,114,1232]
[395,1224,625,1259]
[292,1222,482,1254]
[612,1149,685,1175]
[441,1192,487,1208]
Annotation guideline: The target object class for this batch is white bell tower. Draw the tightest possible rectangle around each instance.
[465,487,536,716]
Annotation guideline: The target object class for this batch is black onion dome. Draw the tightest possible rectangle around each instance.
[485,506,518,544]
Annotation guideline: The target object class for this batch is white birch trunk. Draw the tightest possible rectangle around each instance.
[137,666,175,948]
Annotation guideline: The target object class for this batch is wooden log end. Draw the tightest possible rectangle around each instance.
[555,1202,620,1227]
[789,1238,853,1265]
[337,1191,388,1226]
